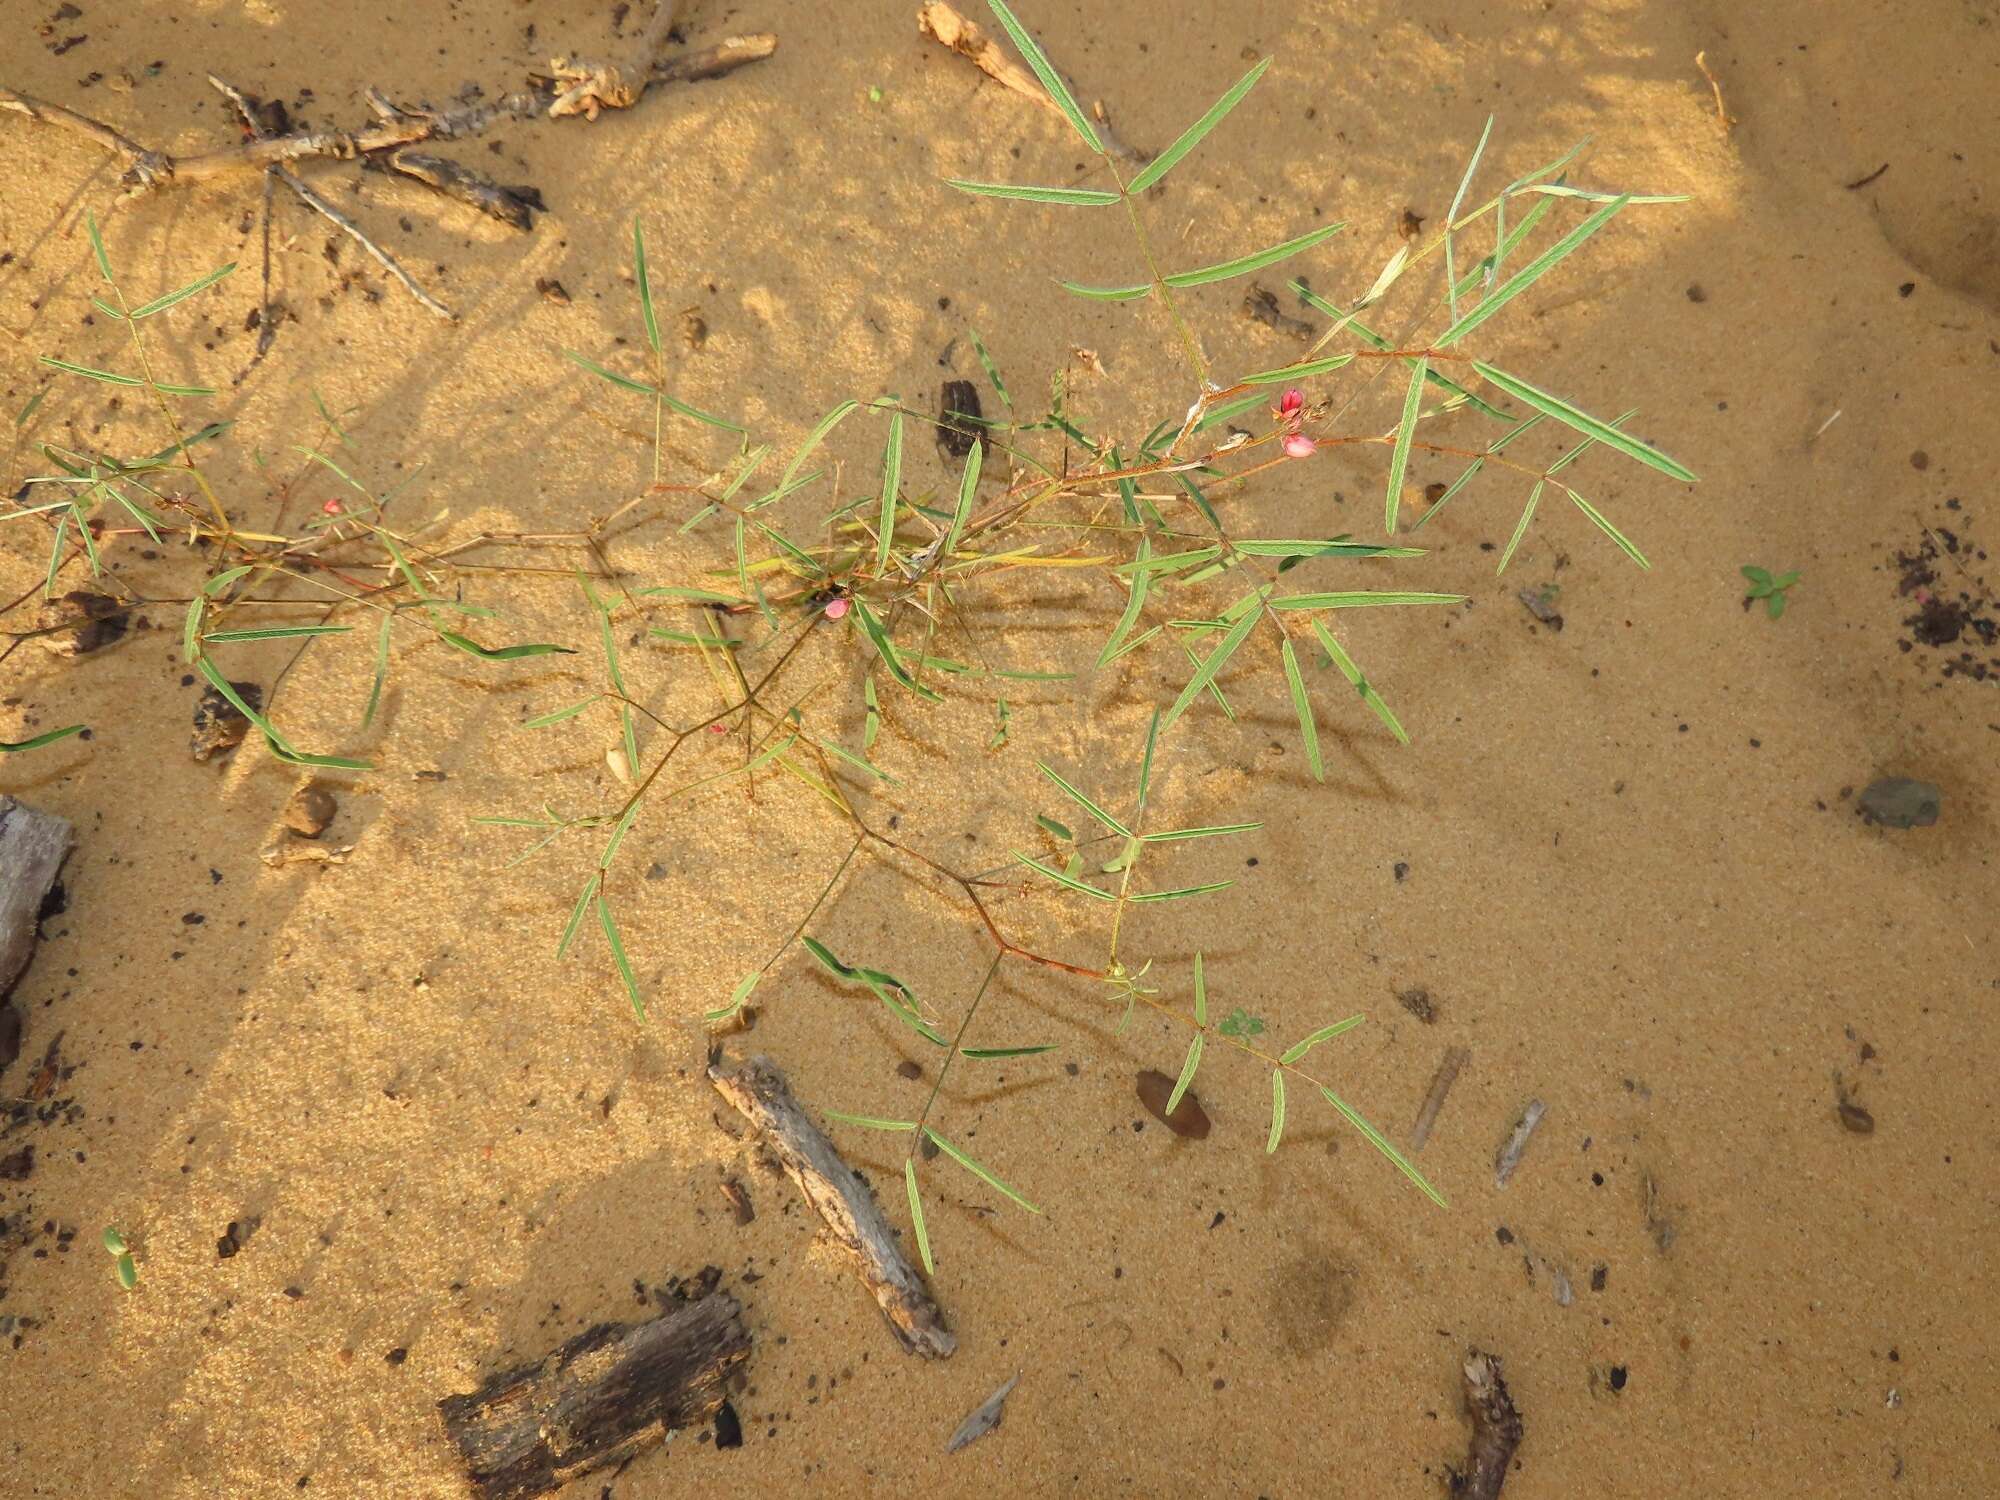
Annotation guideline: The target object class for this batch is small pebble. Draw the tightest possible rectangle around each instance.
[1838,1101,1876,1135]
[283,785,337,838]
[1857,777,1941,829]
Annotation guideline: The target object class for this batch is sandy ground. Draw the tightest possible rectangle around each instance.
[3,1,1997,1496]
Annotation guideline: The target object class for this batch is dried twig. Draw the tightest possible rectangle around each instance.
[708,1053,956,1358]
[1693,51,1736,134]
[946,1372,1020,1453]
[1492,1098,1546,1188]
[1409,1044,1469,1153]
[2,36,777,195]
[1448,1350,1524,1500]
[917,2,1136,160]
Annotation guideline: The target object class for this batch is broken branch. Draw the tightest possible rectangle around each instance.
[708,1053,956,1358]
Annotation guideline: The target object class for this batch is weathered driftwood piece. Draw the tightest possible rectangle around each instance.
[708,1053,956,1359]
[917,2,1136,159]
[0,797,74,1072]
[1448,1349,1525,1500]
[436,1290,749,1500]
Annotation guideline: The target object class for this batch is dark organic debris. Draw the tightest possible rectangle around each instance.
[1448,1350,1524,1500]
[946,1371,1020,1454]
[719,1177,754,1225]
[1857,777,1941,829]
[388,150,542,231]
[1837,1100,1876,1134]
[190,680,261,761]
[33,589,129,657]
[1244,283,1312,340]
[1410,1045,1470,1154]
[534,276,570,305]
[1135,1069,1211,1140]
[1517,585,1563,630]
[1397,985,1437,1024]
[938,379,982,459]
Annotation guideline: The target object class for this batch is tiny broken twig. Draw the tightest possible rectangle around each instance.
[1449,1350,1524,1500]
[1493,1098,1546,1188]
[0,86,169,185]
[1244,284,1314,341]
[708,1053,956,1358]
[1409,1045,1469,1153]
[437,1289,749,1500]
[917,2,1137,160]
[1844,162,1890,191]
[275,164,456,320]
[388,152,542,232]
[946,1372,1020,1453]
[1693,51,1736,134]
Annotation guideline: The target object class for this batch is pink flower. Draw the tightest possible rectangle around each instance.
[1283,432,1318,460]
[1278,388,1304,418]
[321,497,344,515]
[824,595,851,620]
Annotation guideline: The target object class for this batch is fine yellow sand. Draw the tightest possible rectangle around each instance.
[3,2,1996,1496]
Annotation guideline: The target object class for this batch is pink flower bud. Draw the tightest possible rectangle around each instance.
[1282,432,1318,460]
[321,497,344,515]
[1278,388,1304,417]
[824,595,851,620]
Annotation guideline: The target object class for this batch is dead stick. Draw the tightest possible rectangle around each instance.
[436,1290,749,1500]
[708,1053,956,1358]
[1409,1044,1469,1153]
[2,36,775,194]
[917,3,1136,160]
[1450,1350,1524,1500]
[1493,1098,1546,1188]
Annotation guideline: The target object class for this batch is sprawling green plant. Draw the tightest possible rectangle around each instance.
[3,2,1695,1272]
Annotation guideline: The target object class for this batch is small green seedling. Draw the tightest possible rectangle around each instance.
[1219,1007,1266,1039]
[102,1226,137,1290]
[1741,565,1801,619]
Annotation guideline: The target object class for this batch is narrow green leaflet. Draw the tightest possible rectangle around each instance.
[1194,952,1209,1025]
[439,633,574,661]
[1166,1032,1204,1115]
[524,697,600,729]
[1127,56,1269,194]
[1130,880,1233,902]
[1235,538,1422,560]
[985,0,1103,153]
[1055,279,1154,302]
[960,1044,1058,1059]
[969,329,1011,409]
[904,1160,934,1274]
[1321,1086,1447,1207]
[706,970,762,1024]
[1163,603,1259,729]
[1141,822,1260,842]
[944,438,982,557]
[876,412,904,570]
[203,624,352,643]
[1012,850,1114,901]
[1096,537,1151,667]
[1473,363,1696,482]
[1267,1072,1287,1154]
[1438,196,1629,346]
[1136,708,1162,817]
[362,612,394,730]
[633,219,660,353]
[85,211,113,280]
[1496,480,1545,575]
[1035,761,1130,836]
[556,875,598,960]
[1280,637,1322,782]
[1240,353,1355,386]
[597,893,643,1017]
[1568,490,1651,568]
[2,724,86,753]
[825,1111,918,1131]
[1384,357,1427,534]
[128,262,237,320]
[924,1128,1041,1212]
[854,600,940,701]
[1273,591,1461,609]
[1442,115,1494,318]
[780,398,859,491]
[1168,221,1345,290]
[1279,1015,1365,1065]
[194,657,370,769]
[1311,618,1408,745]
[560,349,653,395]
[947,179,1119,205]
